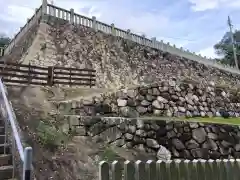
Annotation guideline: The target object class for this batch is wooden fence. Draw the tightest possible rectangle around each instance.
[0,61,96,87]
[99,159,240,180]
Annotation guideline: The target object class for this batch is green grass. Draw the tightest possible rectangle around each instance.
[139,116,240,126]
[178,117,240,126]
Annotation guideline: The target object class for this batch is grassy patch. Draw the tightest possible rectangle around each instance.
[100,147,120,162]
[36,121,67,149]
[140,116,240,126]
[96,146,125,164]
[35,115,73,151]
[181,117,240,126]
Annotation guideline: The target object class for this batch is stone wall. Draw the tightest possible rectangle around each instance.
[55,79,240,160]
[61,115,240,160]
[57,80,240,118]
[4,18,41,63]
[22,16,240,89]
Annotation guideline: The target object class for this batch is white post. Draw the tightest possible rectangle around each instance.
[22,147,33,180]
[42,0,48,15]
[111,23,115,36]
[127,29,131,40]
[151,37,156,48]
[70,8,74,24]
[141,34,146,45]
[41,0,48,22]
[92,16,97,31]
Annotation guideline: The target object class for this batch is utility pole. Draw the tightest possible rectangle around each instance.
[227,16,238,69]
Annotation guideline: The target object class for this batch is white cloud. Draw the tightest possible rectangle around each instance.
[188,0,221,11]
[188,0,240,11]
[198,46,218,58]
[118,13,170,37]
[52,0,100,16]
[0,5,35,24]
[1,0,240,59]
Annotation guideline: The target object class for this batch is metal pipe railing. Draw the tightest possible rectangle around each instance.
[0,78,33,179]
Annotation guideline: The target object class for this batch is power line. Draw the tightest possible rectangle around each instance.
[227,15,238,69]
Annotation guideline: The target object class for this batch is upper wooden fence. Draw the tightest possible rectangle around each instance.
[0,61,96,87]
[99,159,240,180]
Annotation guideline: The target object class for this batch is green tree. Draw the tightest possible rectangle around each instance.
[214,30,240,67]
[0,33,11,48]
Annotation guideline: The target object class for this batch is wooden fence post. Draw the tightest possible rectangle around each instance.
[232,159,240,179]
[226,159,234,180]
[219,159,228,180]
[99,161,109,180]
[88,71,92,88]
[169,160,180,180]
[146,160,156,180]
[47,66,54,86]
[156,160,168,180]
[205,160,214,180]
[135,160,145,180]
[211,160,220,180]
[112,161,122,180]
[179,160,189,179]
[27,62,32,84]
[196,160,206,180]
[124,161,135,180]
[69,69,72,87]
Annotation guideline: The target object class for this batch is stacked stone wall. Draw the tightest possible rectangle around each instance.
[55,80,240,160]
[58,80,240,118]
[61,116,240,160]
[25,17,240,89]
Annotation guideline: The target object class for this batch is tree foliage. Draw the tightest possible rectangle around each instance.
[0,33,11,48]
[214,30,240,67]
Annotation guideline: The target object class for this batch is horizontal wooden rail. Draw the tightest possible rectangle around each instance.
[2,78,48,86]
[0,67,48,75]
[0,72,47,80]
[53,71,96,77]
[53,66,96,72]
[0,61,48,70]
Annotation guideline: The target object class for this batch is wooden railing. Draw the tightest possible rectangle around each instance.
[0,61,96,87]
[99,159,240,180]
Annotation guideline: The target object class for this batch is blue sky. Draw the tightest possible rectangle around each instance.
[1,0,240,58]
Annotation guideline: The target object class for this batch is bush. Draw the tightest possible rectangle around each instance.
[36,120,69,151]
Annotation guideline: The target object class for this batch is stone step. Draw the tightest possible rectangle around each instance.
[0,120,4,126]
[0,135,6,144]
[0,165,13,179]
[0,154,12,166]
[0,144,10,155]
[0,126,5,135]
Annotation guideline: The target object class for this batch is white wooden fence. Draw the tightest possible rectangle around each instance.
[3,0,240,75]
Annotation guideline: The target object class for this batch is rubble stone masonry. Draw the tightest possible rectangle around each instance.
[13,16,240,89]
